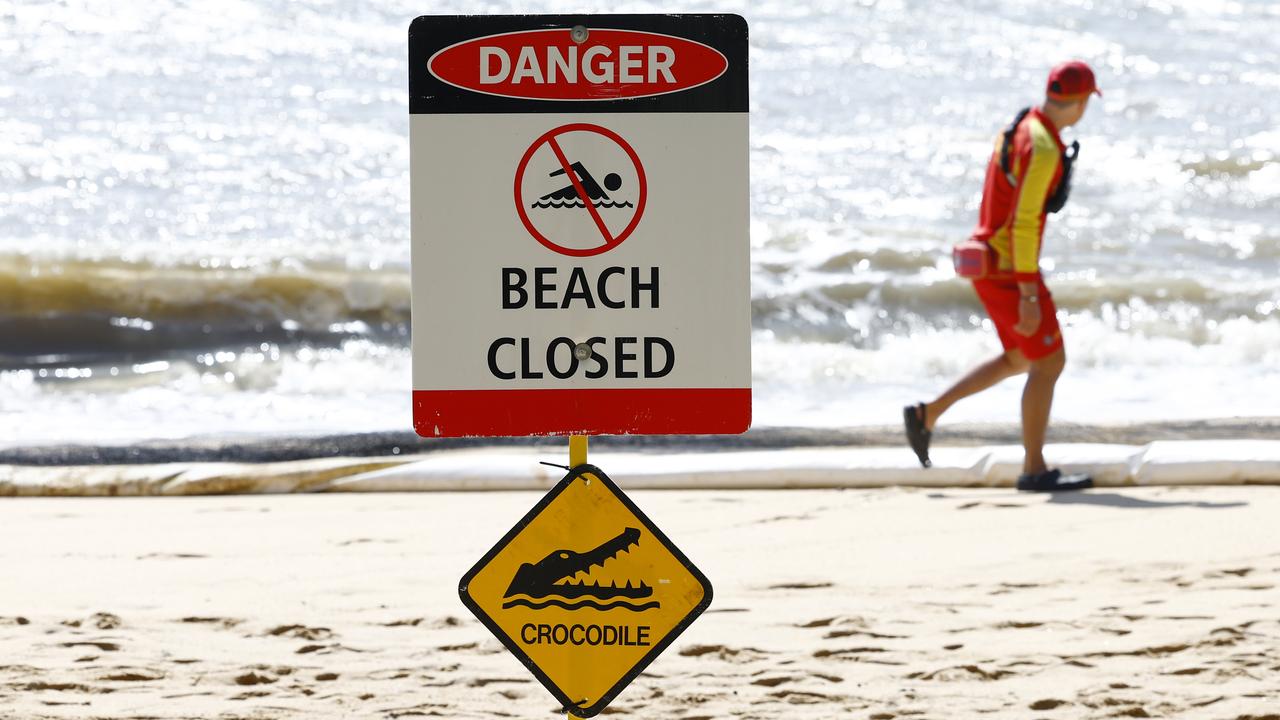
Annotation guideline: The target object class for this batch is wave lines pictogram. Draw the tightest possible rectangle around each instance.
[531,199,635,209]
[502,597,660,612]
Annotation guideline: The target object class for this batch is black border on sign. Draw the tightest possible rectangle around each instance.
[457,464,714,718]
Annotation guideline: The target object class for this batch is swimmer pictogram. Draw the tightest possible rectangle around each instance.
[531,162,634,210]
[502,527,659,612]
[515,123,647,257]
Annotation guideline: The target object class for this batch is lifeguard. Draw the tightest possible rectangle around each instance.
[904,60,1102,493]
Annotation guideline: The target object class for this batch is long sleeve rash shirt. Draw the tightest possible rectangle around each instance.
[970,107,1066,282]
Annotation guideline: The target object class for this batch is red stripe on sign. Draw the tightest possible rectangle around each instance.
[413,388,751,438]
[547,134,615,246]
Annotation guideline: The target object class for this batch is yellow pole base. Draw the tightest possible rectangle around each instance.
[568,433,588,719]
[570,434,588,468]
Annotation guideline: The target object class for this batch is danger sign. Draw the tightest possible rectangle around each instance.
[427,28,728,102]
[410,14,749,437]
[515,123,647,257]
[460,464,712,718]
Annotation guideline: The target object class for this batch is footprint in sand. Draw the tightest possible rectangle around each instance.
[98,669,164,682]
[994,621,1044,629]
[468,677,531,687]
[988,582,1043,596]
[89,613,121,629]
[382,618,426,627]
[910,664,1013,681]
[750,675,793,687]
[496,689,525,700]
[751,514,814,524]
[179,616,243,629]
[767,582,833,590]
[768,689,839,704]
[382,616,464,629]
[266,624,334,641]
[60,641,120,652]
[295,643,367,655]
[336,537,399,547]
[59,613,122,630]
[234,673,275,686]
[824,628,906,640]
[812,647,888,659]
[233,666,294,686]
[678,644,771,662]
[23,681,112,694]
[1081,697,1152,718]
[136,553,208,560]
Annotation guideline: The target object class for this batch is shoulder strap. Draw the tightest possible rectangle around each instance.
[1044,140,1080,214]
[999,106,1033,186]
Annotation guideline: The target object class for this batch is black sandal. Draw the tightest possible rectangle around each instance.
[903,402,932,468]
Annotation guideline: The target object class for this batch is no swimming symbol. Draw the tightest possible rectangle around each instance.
[515,124,647,257]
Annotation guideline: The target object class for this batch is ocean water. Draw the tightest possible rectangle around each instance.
[2,0,1279,446]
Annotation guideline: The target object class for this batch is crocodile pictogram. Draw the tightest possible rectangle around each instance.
[502,527,658,612]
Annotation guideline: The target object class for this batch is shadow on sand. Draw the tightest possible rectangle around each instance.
[1048,491,1248,510]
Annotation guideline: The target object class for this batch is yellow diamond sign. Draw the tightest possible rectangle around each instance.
[459,464,713,717]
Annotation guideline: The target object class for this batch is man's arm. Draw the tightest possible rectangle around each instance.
[1013,280,1041,337]
[1010,123,1061,336]
[1009,125,1061,282]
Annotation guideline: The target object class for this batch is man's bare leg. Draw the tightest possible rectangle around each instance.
[1020,347,1066,475]
[922,349,1029,430]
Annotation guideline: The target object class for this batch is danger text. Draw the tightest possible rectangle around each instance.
[481,45,676,85]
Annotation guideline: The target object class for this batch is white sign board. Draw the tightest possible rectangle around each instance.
[410,15,749,437]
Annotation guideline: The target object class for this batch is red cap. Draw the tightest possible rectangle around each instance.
[1046,60,1102,101]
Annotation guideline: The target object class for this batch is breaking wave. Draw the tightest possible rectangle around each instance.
[0,254,409,368]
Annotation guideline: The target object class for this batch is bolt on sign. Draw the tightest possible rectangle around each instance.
[409,14,750,437]
[459,464,712,717]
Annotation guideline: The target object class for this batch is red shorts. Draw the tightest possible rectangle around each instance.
[972,277,1063,361]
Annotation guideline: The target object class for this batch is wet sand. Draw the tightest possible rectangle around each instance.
[2,486,1278,718]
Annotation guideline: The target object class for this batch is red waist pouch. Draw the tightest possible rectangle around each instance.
[952,239,994,279]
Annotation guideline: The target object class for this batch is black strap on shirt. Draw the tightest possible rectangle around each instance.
[999,106,1079,214]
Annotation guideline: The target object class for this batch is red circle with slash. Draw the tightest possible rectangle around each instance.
[514,123,647,257]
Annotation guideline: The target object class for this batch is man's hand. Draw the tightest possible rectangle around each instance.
[1014,298,1041,337]
[1014,281,1041,337]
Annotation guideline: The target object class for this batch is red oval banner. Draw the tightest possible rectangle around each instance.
[428,29,728,101]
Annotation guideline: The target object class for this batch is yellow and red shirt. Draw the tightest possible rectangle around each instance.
[971,107,1066,282]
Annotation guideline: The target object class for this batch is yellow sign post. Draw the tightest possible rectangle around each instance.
[459,440,712,718]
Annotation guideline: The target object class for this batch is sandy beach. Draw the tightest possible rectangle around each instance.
[3,485,1278,719]
[5,4,1279,719]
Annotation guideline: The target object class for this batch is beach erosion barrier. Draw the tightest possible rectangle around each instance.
[2,441,1280,496]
